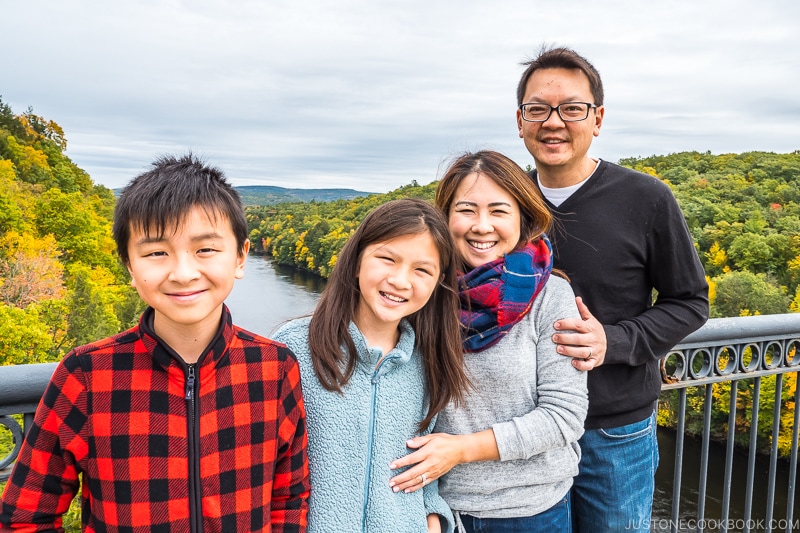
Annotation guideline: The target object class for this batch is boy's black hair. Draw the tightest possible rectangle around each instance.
[113,153,248,264]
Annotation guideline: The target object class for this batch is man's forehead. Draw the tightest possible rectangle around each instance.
[526,68,592,92]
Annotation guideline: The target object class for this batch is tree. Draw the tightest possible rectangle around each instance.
[0,303,54,365]
[0,231,65,308]
[33,188,119,273]
[65,263,124,347]
[711,270,790,318]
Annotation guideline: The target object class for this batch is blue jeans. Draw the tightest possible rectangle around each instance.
[572,410,659,533]
[458,493,571,532]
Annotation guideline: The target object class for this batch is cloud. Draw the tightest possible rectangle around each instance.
[2,0,799,191]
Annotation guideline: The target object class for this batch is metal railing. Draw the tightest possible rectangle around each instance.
[2,314,800,532]
[0,362,57,479]
[660,313,800,533]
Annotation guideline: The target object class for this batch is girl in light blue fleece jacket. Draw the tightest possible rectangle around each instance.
[273,198,470,533]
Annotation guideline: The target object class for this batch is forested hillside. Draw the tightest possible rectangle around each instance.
[248,152,800,317]
[0,98,144,367]
[236,185,372,205]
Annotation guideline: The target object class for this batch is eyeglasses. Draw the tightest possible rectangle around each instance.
[519,102,598,122]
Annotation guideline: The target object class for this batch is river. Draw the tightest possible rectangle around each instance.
[226,254,798,533]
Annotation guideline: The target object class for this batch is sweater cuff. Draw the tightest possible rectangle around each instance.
[423,479,455,533]
[490,421,519,461]
[603,324,632,366]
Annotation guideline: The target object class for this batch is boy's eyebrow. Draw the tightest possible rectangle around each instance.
[134,235,167,246]
[190,232,224,241]
[133,232,224,246]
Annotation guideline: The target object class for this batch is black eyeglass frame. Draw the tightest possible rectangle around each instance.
[518,102,599,123]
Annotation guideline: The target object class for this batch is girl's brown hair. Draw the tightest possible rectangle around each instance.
[308,198,469,429]
[435,150,552,269]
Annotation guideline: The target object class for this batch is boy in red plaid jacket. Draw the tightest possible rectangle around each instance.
[0,154,309,532]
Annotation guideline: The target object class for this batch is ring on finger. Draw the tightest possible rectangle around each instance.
[587,348,593,359]
[420,473,427,485]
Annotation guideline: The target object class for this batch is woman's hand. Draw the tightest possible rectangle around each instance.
[389,430,499,493]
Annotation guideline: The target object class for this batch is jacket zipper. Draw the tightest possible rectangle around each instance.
[361,353,399,533]
[185,363,203,533]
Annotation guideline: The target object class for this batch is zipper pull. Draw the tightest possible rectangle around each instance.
[185,364,196,401]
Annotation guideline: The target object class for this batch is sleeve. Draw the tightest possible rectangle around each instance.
[269,346,310,533]
[0,354,88,532]
[603,189,710,367]
[418,416,455,533]
[492,278,589,461]
[421,479,454,533]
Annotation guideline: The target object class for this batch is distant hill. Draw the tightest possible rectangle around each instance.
[112,185,374,205]
[235,185,374,205]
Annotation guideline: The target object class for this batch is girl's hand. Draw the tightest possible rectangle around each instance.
[427,513,442,533]
[389,430,498,493]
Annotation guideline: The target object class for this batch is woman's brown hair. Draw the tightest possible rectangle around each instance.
[435,150,552,269]
[308,198,469,430]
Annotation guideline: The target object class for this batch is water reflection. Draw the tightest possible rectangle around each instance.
[653,428,798,533]
[225,254,325,337]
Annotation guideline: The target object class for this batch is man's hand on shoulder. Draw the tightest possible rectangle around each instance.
[552,296,607,371]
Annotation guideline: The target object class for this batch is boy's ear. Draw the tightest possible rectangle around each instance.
[126,263,137,287]
[235,240,250,279]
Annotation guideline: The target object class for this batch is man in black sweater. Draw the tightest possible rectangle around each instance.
[516,46,709,532]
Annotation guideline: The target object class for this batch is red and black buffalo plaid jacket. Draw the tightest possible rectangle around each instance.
[0,306,309,532]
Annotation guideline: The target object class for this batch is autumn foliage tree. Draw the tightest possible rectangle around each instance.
[0,97,143,365]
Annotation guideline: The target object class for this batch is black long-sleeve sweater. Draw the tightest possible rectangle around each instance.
[531,160,709,429]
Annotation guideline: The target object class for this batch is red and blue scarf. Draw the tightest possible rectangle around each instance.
[459,237,553,353]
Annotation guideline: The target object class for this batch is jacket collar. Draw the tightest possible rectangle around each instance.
[348,319,415,375]
[139,305,233,370]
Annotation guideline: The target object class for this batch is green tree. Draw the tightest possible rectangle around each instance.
[65,263,124,347]
[0,303,54,365]
[711,270,790,317]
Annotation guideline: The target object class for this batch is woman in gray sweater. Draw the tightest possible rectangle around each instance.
[389,151,588,532]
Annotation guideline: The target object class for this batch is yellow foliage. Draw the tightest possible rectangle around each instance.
[789,254,800,275]
[706,276,716,304]
[705,242,727,269]
[6,136,53,182]
[0,231,65,307]
[640,166,658,177]
[791,287,800,313]
[0,159,15,181]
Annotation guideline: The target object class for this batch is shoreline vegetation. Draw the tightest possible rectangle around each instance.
[1,100,798,468]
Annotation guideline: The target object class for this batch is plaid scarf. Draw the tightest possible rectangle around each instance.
[459,237,553,352]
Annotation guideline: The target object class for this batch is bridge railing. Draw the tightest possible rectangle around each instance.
[660,313,800,533]
[2,315,800,532]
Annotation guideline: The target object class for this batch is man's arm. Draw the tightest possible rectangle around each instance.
[0,356,87,531]
[601,192,709,367]
[553,192,709,369]
[269,347,309,533]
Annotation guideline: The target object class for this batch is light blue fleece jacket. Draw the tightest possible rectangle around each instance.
[273,317,455,533]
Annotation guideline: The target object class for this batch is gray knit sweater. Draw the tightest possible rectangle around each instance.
[436,275,588,518]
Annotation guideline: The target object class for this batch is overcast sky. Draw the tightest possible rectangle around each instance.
[2,1,799,192]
